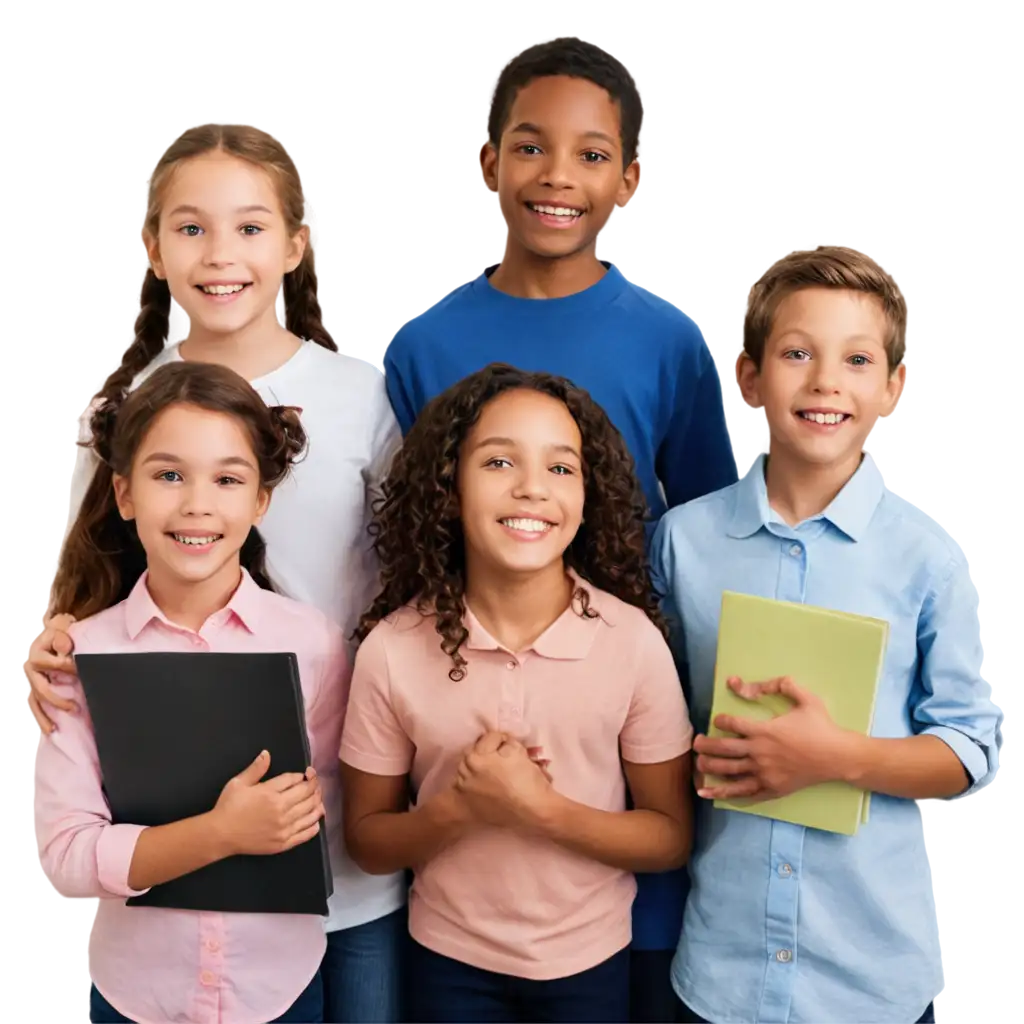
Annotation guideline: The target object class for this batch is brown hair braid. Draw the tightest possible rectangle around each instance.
[356,363,665,679]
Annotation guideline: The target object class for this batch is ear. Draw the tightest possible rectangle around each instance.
[285,224,309,275]
[736,352,764,409]
[480,141,499,193]
[143,231,166,280]
[880,363,906,418]
[254,488,271,526]
[113,474,135,520]
[615,159,640,208]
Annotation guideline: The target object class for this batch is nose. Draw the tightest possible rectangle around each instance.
[200,227,236,269]
[810,356,842,394]
[510,461,551,502]
[179,479,216,517]
[536,146,577,192]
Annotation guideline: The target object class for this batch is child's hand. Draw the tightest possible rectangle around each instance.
[212,751,324,856]
[694,676,852,801]
[455,731,557,830]
[25,613,79,734]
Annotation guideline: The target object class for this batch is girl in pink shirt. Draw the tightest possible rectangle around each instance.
[36,362,348,1024]
[340,363,695,1023]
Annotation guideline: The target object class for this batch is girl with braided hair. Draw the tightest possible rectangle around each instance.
[25,126,404,1022]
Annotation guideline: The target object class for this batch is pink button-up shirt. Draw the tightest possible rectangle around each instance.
[35,570,348,1024]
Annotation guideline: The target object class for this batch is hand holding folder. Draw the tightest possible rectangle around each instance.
[75,651,334,914]
[703,592,889,835]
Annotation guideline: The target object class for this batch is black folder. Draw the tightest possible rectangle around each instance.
[75,652,333,915]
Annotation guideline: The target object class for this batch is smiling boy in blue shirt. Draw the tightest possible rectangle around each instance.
[384,37,736,1021]
[651,246,1003,1024]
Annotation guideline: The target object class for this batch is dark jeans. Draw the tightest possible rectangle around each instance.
[676,996,936,1023]
[321,908,406,1023]
[409,938,630,1023]
[631,949,678,1022]
[89,971,323,1023]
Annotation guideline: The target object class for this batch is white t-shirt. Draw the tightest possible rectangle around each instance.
[65,340,405,933]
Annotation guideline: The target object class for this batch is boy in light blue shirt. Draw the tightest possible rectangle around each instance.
[651,246,1003,1024]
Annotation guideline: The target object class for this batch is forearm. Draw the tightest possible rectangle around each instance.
[128,812,232,890]
[835,733,971,799]
[346,789,466,875]
[535,795,690,872]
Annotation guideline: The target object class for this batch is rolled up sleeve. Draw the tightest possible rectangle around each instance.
[914,556,1003,795]
[35,673,150,898]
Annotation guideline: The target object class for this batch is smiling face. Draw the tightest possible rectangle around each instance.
[481,75,639,261]
[457,388,586,581]
[113,403,270,596]
[146,151,306,340]
[739,287,905,475]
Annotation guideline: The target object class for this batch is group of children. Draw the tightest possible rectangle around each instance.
[25,35,1002,1024]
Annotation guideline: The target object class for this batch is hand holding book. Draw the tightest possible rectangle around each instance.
[695,675,857,802]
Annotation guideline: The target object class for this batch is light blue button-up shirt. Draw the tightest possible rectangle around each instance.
[650,454,1003,1024]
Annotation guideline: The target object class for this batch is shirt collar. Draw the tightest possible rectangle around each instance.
[463,569,608,661]
[727,453,886,543]
[124,568,262,640]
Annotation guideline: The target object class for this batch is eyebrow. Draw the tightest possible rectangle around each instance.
[776,329,884,346]
[142,453,257,471]
[508,123,618,148]
[473,436,582,460]
[166,204,274,217]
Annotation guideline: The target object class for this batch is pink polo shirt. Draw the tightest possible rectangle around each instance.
[340,576,692,980]
[35,570,348,1024]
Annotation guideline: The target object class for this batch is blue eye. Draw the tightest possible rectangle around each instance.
[179,224,202,237]
[849,354,871,366]
[551,465,574,475]
[157,470,183,482]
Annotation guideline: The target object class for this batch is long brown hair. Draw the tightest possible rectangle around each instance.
[356,363,665,679]
[52,362,307,621]
[96,124,336,410]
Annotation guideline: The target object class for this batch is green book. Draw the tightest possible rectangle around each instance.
[707,591,888,835]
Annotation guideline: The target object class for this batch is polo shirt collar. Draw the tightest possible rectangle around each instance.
[124,568,262,639]
[463,569,606,661]
[727,452,886,543]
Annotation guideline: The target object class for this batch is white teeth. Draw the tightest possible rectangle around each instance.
[531,204,581,217]
[801,412,847,425]
[201,284,245,295]
[173,534,220,546]
[500,518,552,533]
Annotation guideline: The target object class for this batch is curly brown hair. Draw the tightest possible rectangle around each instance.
[50,362,307,621]
[356,363,665,679]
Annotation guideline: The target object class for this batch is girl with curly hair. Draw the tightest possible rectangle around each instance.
[36,362,348,1023]
[340,364,694,1023]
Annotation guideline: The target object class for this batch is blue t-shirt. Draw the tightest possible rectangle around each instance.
[385,264,736,522]
[384,263,738,950]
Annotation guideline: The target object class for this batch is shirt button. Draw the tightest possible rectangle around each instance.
[779,863,793,877]
[506,660,517,670]
[789,544,802,557]
[776,949,793,963]
[200,970,217,986]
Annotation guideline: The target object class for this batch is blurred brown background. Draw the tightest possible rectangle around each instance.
[0,8,1019,1024]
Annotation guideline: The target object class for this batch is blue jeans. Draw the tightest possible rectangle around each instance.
[409,938,630,1023]
[321,908,406,1023]
[90,971,323,1022]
